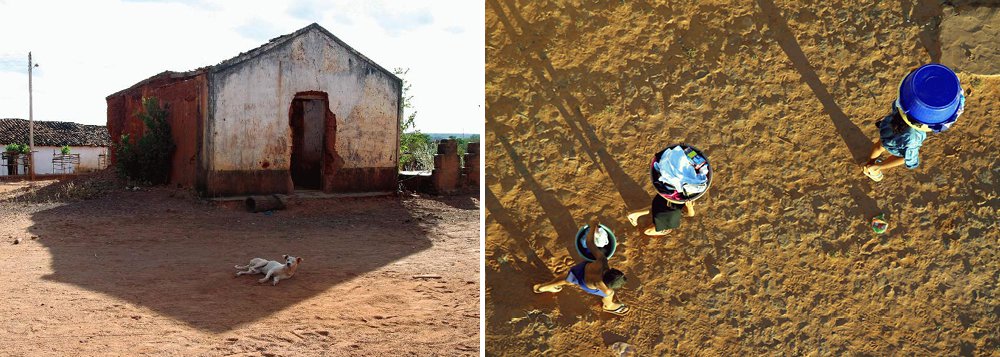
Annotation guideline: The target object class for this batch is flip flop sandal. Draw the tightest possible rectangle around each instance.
[863,166,884,182]
[533,285,562,293]
[603,304,629,316]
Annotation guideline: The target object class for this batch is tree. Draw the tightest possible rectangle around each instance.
[449,134,480,157]
[393,67,418,133]
[393,68,433,170]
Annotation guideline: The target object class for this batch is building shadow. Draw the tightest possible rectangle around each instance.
[489,0,650,210]
[29,192,432,333]
[755,0,874,165]
[422,192,480,211]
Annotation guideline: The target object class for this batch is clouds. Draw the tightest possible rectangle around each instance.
[370,6,434,36]
[236,18,286,41]
[0,55,25,74]
[120,0,218,10]
[287,0,325,22]
[286,0,435,37]
[0,0,482,133]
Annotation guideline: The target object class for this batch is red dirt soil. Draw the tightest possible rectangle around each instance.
[0,180,479,356]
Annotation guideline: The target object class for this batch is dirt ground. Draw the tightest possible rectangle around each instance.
[486,0,997,355]
[0,177,480,356]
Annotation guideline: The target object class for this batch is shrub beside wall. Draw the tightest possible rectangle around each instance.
[115,97,175,185]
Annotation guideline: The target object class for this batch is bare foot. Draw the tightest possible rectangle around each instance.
[627,211,645,226]
[533,284,563,293]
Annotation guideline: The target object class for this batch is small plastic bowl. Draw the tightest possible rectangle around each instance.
[575,224,617,261]
[649,144,712,203]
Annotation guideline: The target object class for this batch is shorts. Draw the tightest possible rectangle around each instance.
[651,195,683,232]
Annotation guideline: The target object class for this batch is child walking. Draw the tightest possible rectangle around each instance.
[533,220,629,316]
[863,63,964,181]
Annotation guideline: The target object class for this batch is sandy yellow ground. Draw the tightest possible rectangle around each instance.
[486,0,998,355]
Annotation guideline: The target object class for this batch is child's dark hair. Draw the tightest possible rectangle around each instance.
[602,269,627,290]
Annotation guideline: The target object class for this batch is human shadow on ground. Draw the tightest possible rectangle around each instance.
[899,0,943,63]
[485,186,549,274]
[29,192,432,333]
[756,0,881,219]
[486,187,593,324]
[489,0,651,211]
[491,126,579,250]
[756,0,874,165]
[847,184,881,220]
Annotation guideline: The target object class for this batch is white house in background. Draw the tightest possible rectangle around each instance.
[0,118,110,176]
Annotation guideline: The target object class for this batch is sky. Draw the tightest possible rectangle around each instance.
[0,0,483,134]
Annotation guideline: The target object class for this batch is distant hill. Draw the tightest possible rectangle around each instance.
[426,133,480,141]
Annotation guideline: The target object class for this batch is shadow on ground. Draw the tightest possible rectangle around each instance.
[488,0,650,211]
[28,191,431,333]
[756,0,881,217]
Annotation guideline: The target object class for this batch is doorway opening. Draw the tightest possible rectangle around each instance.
[289,94,329,190]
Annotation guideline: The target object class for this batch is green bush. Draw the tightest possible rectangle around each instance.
[114,97,175,185]
[4,143,29,154]
[450,134,480,157]
[399,132,433,170]
[114,134,137,180]
[60,145,71,155]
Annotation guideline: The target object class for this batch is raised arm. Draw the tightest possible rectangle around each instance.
[587,220,608,265]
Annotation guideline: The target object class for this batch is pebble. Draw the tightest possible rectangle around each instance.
[610,342,636,357]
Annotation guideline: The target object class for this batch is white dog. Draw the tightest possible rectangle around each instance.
[235,255,302,285]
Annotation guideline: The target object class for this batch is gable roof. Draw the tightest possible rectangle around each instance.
[107,23,401,100]
[0,118,110,147]
[212,23,401,83]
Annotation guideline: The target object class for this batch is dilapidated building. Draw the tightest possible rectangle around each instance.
[107,23,402,196]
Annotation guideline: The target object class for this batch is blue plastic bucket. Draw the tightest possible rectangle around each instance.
[898,63,962,128]
[575,224,617,261]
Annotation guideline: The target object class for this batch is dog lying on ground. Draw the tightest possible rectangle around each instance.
[235,255,302,285]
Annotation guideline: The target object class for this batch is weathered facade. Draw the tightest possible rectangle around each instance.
[107,23,402,196]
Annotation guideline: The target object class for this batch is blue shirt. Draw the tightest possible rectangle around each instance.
[877,115,926,169]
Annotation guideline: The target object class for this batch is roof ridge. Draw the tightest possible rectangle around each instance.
[0,118,110,147]
[107,22,401,100]
[210,22,401,83]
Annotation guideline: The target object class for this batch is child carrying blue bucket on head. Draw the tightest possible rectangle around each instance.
[863,63,965,182]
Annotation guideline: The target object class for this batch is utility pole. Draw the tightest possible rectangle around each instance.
[28,52,35,181]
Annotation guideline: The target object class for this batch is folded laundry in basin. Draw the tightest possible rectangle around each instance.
[654,146,709,196]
